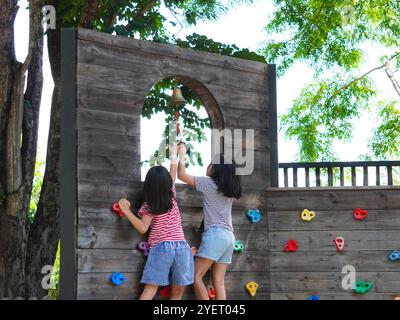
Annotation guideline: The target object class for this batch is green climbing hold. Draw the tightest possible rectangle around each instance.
[234,240,244,253]
[354,280,372,295]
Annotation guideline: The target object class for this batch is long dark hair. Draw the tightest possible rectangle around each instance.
[209,154,242,199]
[143,166,174,214]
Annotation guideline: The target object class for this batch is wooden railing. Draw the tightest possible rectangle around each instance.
[279,161,400,188]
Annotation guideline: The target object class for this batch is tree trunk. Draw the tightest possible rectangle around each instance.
[0,0,44,298]
[25,29,61,299]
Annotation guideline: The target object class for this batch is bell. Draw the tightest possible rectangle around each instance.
[171,87,187,106]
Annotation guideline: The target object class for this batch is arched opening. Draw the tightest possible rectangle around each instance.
[140,76,223,181]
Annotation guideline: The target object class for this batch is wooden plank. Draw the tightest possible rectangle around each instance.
[77,40,267,93]
[269,230,400,251]
[78,155,141,181]
[327,167,333,186]
[267,209,400,231]
[78,128,140,159]
[77,108,140,136]
[315,168,321,187]
[293,168,298,188]
[78,249,269,273]
[78,224,268,251]
[376,166,381,186]
[78,179,268,209]
[284,168,288,188]
[271,292,399,300]
[78,85,144,114]
[388,166,393,185]
[270,271,400,293]
[351,167,356,186]
[77,28,267,75]
[340,167,345,187]
[363,166,368,186]
[305,167,310,187]
[78,202,269,231]
[270,250,399,272]
[77,271,269,300]
[266,188,400,210]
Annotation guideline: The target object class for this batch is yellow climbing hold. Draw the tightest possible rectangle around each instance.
[246,281,259,297]
[301,209,316,222]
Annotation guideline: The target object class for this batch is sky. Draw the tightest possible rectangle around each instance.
[13,0,399,181]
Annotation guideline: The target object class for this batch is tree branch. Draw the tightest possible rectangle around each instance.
[384,62,400,99]
[20,0,44,75]
[79,0,100,29]
[332,52,400,99]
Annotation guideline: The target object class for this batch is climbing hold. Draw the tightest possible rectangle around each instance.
[308,295,320,300]
[246,210,261,223]
[111,202,125,218]
[284,239,298,252]
[388,249,400,261]
[191,247,197,256]
[234,240,244,253]
[301,209,316,222]
[353,208,368,221]
[334,237,345,253]
[246,282,259,297]
[208,285,216,300]
[109,272,126,286]
[159,285,172,298]
[137,241,150,257]
[354,280,372,295]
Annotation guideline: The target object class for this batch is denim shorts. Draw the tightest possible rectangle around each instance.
[196,226,236,264]
[141,241,194,286]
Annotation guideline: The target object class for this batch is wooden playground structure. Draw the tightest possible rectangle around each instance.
[59,28,400,300]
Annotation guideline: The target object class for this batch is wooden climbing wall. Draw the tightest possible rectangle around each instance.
[61,28,276,299]
[266,187,400,300]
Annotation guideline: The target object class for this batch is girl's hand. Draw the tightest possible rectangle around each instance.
[178,143,187,158]
[118,198,131,215]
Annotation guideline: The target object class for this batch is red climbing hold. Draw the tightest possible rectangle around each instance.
[353,208,368,221]
[208,286,216,300]
[111,202,125,218]
[334,237,345,252]
[159,285,172,298]
[284,239,298,252]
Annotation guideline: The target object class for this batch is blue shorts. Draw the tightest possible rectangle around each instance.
[196,226,235,264]
[141,241,194,286]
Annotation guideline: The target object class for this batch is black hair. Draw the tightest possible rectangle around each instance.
[209,154,242,199]
[143,166,174,214]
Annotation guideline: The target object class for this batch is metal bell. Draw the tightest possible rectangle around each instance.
[171,87,187,105]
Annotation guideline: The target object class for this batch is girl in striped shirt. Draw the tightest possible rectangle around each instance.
[118,143,194,300]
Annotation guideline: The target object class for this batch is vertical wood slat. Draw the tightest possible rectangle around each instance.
[284,168,288,187]
[351,167,356,186]
[363,166,368,186]
[315,167,321,187]
[305,167,310,187]
[376,166,381,186]
[388,166,393,186]
[293,168,298,187]
[327,167,333,186]
[340,167,345,187]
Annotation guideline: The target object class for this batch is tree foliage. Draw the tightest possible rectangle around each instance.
[262,0,400,161]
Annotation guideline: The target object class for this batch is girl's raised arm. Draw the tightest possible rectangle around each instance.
[169,142,178,183]
[177,143,195,187]
[118,199,151,235]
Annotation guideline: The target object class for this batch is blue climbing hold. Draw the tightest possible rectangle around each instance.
[308,295,320,300]
[388,249,400,261]
[247,210,261,223]
[109,272,126,286]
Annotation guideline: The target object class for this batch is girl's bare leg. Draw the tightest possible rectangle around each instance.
[139,284,159,300]
[193,256,214,300]
[170,285,185,300]
[211,263,228,300]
